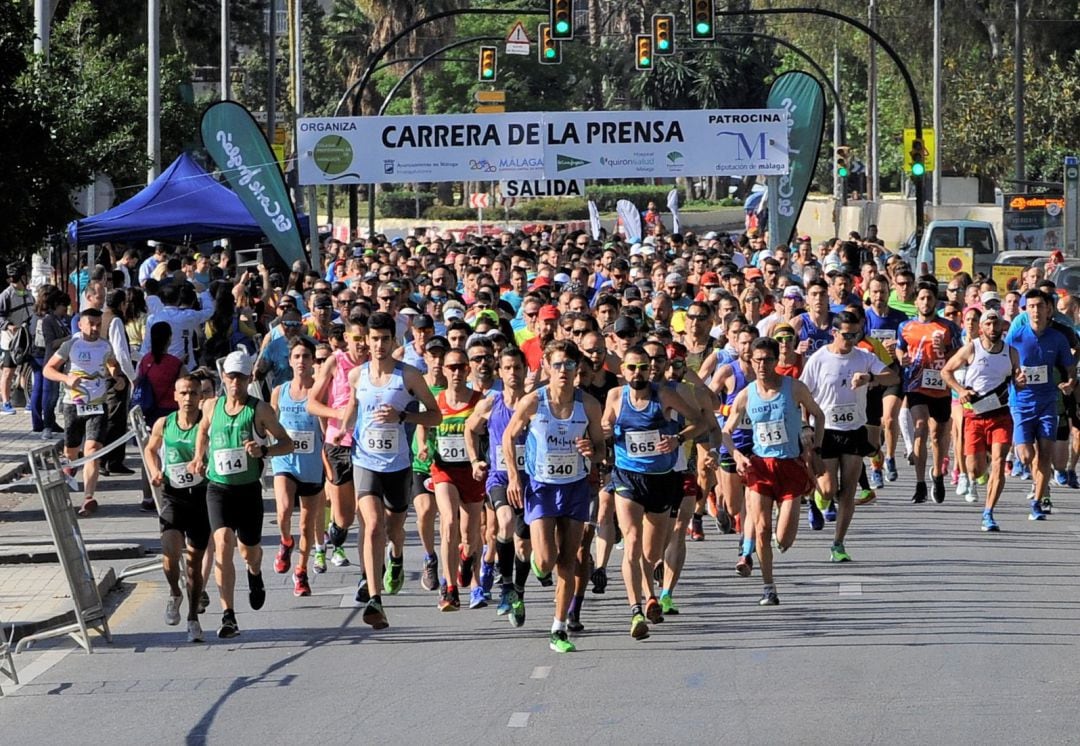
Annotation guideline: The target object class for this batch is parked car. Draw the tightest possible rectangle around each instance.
[990,250,1051,293]
[913,220,999,280]
[1049,259,1080,296]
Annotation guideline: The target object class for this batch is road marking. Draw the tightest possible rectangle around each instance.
[507,712,530,728]
[5,649,72,693]
[838,582,862,597]
[530,666,551,679]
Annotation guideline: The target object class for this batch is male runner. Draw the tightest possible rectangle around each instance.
[791,279,835,358]
[190,350,294,638]
[144,374,210,642]
[410,336,448,591]
[503,340,606,653]
[724,337,825,605]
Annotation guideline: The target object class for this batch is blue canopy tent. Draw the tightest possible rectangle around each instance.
[67,153,308,246]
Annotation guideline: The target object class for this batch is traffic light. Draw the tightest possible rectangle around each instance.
[690,0,715,40]
[550,0,573,40]
[477,46,497,82]
[538,22,561,65]
[910,140,926,177]
[635,34,654,71]
[653,14,674,56]
[835,145,851,178]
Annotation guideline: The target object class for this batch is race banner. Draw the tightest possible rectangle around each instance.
[201,101,306,266]
[298,109,789,185]
[766,71,826,246]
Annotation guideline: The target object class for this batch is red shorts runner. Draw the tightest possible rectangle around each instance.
[963,410,1013,456]
[430,463,486,504]
[744,456,813,503]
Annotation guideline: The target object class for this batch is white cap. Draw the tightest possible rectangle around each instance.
[629,244,643,257]
[554,272,571,284]
[703,231,718,240]
[640,244,656,255]
[222,350,253,377]
[444,307,465,322]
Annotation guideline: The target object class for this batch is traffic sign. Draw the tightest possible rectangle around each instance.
[903,129,935,172]
[474,90,506,103]
[469,193,490,209]
[506,21,531,56]
[474,105,505,114]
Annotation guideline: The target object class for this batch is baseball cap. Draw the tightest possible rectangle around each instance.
[981,291,1002,306]
[413,313,434,329]
[703,231,718,240]
[623,286,642,302]
[783,285,805,300]
[531,276,553,289]
[699,271,720,286]
[981,308,1002,322]
[554,272,571,285]
[423,335,449,354]
[362,271,378,282]
[613,315,639,337]
[665,272,684,286]
[538,305,561,321]
[798,234,812,243]
[745,268,763,281]
[223,350,253,376]
[443,307,465,322]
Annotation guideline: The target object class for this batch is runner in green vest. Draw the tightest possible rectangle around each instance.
[191,351,294,639]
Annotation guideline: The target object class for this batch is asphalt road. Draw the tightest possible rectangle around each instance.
[2,466,1079,745]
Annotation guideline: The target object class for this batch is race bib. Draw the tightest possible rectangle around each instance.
[214,447,247,476]
[76,402,104,417]
[437,433,468,462]
[869,329,896,341]
[494,444,526,473]
[970,392,1004,415]
[1022,365,1048,385]
[167,463,203,489]
[287,429,314,454]
[920,368,945,391]
[624,429,662,456]
[538,452,582,480]
[364,426,399,454]
[755,419,788,447]
[827,403,858,427]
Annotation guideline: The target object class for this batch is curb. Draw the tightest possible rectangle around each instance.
[0,544,146,565]
[10,567,118,646]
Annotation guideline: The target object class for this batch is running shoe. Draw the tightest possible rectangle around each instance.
[932,475,946,504]
[567,612,585,633]
[884,456,898,482]
[457,549,474,588]
[0,402,14,416]
[274,540,293,574]
[906,452,915,466]
[1010,460,1023,478]
[330,546,350,567]
[355,575,370,604]
[469,586,488,609]
[1029,499,1048,521]
[1020,466,1032,481]
[165,595,182,626]
[508,590,526,627]
[1041,496,1054,515]
[187,620,204,643]
[735,553,753,577]
[759,589,780,606]
[217,610,239,639]
[830,543,852,563]
[868,467,884,490]
[438,585,459,612]
[645,597,664,624]
[531,552,553,587]
[1054,470,1068,487]
[294,571,311,597]
[247,571,265,610]
[1068,470,1080,489]
[949,468,960,487]
[590,567,608,594]
[659,593,679,615]
[981,511,1000,532]
[688,514,704,541]
[911,481,928,504]
[824,500,837,522]
[312,547,327,574]
[964,481,979,504]
[855,489,877,506]
[420,554,439,591]
[383,559,404,595]
[715,507,734,535]
[955,473,969,497]
[479,560,496,598]
[549,630,576,653]
[630,613,650,640]
[807,499,825,531]
[496,588,513,616]
[197,590,210,615]
[362,598,389,629]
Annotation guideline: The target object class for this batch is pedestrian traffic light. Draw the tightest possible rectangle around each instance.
[636,34,654,71]
[550,0,573,40]
[690,0,715,40]
[653,14,675,56]
[910,140,926,177]
[835,145,851,178]
[538,22,561,65]
[477,46,497,82]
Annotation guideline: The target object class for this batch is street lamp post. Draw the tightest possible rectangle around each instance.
[147,0,160,184]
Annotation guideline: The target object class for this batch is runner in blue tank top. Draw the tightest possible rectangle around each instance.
[603,343,704,641]
[502,340,606,654]
[792,279,835,358]
[465,347,532,627]
[722,337,825,607]
[270,338,326,598]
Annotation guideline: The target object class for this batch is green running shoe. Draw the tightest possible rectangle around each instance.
[383,559,404,595]
[659,594,679,615]
[509,590,526,628]
[630,613,650,640]
[830,543,852,563]
[330,546,349,567]
[549,630,576,653]
[312,547,327,574]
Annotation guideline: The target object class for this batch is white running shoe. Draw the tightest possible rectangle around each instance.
[955,473,969,497]
[964,481,979,504]
[165,595,182,626]
[187,620,204,642]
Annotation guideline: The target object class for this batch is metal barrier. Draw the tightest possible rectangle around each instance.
[117,408,175,582]
[0,627,16,696]
[15,444,112,654]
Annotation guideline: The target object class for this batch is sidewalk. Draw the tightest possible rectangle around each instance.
[0,409,61,497]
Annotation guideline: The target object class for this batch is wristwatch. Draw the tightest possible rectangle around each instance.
[676,433,686,445]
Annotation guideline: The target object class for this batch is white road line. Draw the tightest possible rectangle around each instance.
[507,712,530,728]
[5,649,72,693]
[530,666,551,679]
[839,582,863,597]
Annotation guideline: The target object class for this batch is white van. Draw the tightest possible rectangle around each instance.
[914,220,999,280]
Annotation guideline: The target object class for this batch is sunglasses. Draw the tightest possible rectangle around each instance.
[702,284,719,290]
[469,355,493,363]
[550,360,579,372]
[671,360,686,369]
[751,356,776,364]
[347,333,364,342]
[572,328,590,335]
[282,320,302,328]
[775,334,795,342]
[947,286,961,292]
[838,331,860,340]
[524,312,538,319]
[649,355,667,364]
[445,363,468,372]
[582,348,604,356]
[378,296,395,302]
[315,357,329,364]
[624,362,649,372]
[685,313,709,321]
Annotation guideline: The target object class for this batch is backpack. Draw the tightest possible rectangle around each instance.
[131,362,157,415]
[8,324,31,366]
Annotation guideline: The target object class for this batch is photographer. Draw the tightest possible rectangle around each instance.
[0,261,34,415]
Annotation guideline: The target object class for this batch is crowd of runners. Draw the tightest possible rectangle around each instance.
[17,222,1078,652]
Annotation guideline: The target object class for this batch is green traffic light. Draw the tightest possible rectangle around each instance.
[912,162,926,177]
[482,69,493,79]
[658,40,670,50]
[640,56,651,66]
[555,20,569,34]
[545,47,556,59]
[837,166,848,178]
[695,21,711,34]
